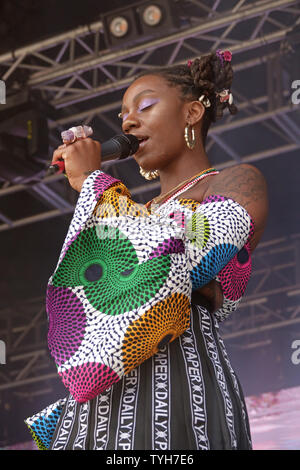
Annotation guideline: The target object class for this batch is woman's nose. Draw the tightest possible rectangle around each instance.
[122,115,140,133]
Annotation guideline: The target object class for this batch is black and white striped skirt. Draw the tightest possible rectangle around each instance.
[49,302,252,450]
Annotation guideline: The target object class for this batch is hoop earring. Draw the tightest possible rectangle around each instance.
[184,124,196,150]
[139,166,159,180]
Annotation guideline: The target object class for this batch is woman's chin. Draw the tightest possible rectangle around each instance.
[134,155,155,172]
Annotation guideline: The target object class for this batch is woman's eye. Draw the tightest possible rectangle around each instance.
[119,106,150,121]
[138,98,159,112]
[139,103,153,112]
[119,98,159,121]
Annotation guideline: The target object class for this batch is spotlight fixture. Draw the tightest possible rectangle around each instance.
[102,6,138,47]
[109,16,129,38]
[137,0,178,38]
[0,90,51,185]
[142,5,163,27]
[102,0,178,48]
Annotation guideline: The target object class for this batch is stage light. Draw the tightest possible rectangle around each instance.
[0,90,50,185]
[142,5,163,27]
[102,6,138,48]
[109,16,129,38]
[137,0,178,39]
[102,0,178,48]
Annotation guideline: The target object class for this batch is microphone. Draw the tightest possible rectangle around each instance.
[47,133,139,175]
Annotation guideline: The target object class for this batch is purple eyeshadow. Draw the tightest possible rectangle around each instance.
[121,97,160,121]
[138,97,160,111]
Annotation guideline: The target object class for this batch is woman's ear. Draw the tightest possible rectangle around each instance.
[185,100,205,126]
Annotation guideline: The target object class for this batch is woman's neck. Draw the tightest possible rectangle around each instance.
[158,151,211,196]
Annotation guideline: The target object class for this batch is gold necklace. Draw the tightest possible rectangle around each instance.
[148,167,215,207]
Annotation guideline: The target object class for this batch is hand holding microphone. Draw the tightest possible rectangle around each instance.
[48,125,139,192]
[50,126,101,192]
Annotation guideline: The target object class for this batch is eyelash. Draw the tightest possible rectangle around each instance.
[118,103,154,120]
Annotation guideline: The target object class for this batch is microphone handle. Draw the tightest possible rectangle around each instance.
[101,138,124,160]
[47,133,138,176]
[48,160,65,175]
[47,140,123,176]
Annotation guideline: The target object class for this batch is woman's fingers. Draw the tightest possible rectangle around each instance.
[61,125,93,144]
[55,138,102,192]
[51,144,67,163]
[50,130,100,192]
[62,136,85,145]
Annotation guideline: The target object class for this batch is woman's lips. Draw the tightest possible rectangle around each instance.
[135,137,149,154]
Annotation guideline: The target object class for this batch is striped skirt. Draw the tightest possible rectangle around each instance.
[48,302,252,450]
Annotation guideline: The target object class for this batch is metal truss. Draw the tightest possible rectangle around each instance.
[0,233,299,396]
[0,296,57,395]
[0,0,300,230]
[0,0,297,102]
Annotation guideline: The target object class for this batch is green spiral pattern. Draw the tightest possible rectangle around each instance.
[52,225,171,315]
[186,212,210,250]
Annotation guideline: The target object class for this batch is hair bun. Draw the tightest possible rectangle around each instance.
[189,55,215,93]
[189,51,236,122]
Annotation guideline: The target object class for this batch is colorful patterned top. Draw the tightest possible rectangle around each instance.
[25,170,255,450]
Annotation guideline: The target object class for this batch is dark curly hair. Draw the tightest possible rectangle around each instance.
[135,51,238,147]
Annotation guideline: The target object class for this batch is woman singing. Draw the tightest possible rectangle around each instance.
[25,50,268,450]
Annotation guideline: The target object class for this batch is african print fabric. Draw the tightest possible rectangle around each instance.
[47,303,252,450]
[25,170,254,450]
